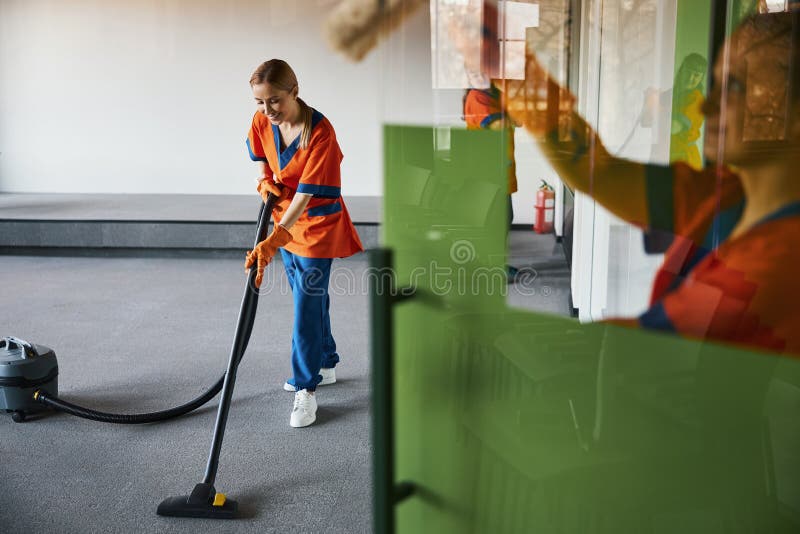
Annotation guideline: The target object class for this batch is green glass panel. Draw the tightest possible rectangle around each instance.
[384,124,800,533]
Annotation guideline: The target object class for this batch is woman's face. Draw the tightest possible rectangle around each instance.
[702,44,747,164]
[252,82,297,125]
[685,69,705,90]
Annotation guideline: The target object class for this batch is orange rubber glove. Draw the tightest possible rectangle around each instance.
[257,179,284,203]
[244,224,293,288]
[257,179,286,217]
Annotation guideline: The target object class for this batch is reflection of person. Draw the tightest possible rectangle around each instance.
[246,59,364,427]
[502,12,800,356]
[642,53,707,168]
[463,85,518,219]
[463,84,520,280]
[451,4,521,281]
[669,53,707,168]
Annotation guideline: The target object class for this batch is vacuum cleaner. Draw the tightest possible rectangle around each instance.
[0,337,58,422]
[0,333,226,424]
[1,193,277,519]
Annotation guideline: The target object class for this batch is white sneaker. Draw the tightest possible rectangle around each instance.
[290,389,317,428]
[283,367,336,392]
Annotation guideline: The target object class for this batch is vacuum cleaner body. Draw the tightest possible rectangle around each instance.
[0,337,58,422]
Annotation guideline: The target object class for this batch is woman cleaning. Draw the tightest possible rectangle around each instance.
[499,11,800,357]
[245,59,363,427]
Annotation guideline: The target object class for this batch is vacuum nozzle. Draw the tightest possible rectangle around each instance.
[156,483,238,519]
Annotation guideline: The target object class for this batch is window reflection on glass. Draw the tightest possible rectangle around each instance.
[497,1,540,79]
[430,0,483,89]
[735,16,793,142]
[764,0,789,13]
[430,0,539,89]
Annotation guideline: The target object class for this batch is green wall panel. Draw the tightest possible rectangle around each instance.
[673,0,712,81]
[382,124,800,533]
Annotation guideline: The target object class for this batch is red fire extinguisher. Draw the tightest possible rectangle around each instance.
[534,180,555,234]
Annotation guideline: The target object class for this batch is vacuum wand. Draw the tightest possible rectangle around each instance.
[202,196,273,486]
[157,193,277,519]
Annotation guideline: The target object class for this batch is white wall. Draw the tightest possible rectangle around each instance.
[0,0,433,196]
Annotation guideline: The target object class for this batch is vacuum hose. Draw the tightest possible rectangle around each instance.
[33,196,275,425]
[34,375,224,424]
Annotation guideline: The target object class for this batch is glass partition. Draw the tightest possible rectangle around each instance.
[383,122,800,533]
[379,1,800,532]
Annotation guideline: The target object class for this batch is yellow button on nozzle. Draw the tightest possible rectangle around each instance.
[212,493,227,507]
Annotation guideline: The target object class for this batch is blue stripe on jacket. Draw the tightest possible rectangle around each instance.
[273,109,326,170]
[480,112,505,128]
[246,138,268,162]
[639,302,676,332]
[297,183,341,199]
[307,200,342,217]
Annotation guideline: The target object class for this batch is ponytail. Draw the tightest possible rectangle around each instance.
[297,97,313,150]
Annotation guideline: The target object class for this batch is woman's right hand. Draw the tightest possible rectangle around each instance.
[256,179,284,204]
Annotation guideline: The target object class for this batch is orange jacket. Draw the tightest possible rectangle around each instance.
[247,109,364,259]
[636,163,800,356]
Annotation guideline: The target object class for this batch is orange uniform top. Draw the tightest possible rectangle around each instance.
[635,163,800,357]
[246,109,364,259]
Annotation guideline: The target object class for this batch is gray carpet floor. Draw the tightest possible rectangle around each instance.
[0,255,373,534]
[0,231,569,533]
[506,231,573,316]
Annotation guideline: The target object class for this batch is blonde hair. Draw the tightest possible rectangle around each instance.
[250,59,313,149]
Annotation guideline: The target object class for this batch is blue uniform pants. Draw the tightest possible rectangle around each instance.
[280,249,340,391]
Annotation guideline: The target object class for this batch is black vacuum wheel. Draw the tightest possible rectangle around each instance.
[11,411,26,423]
